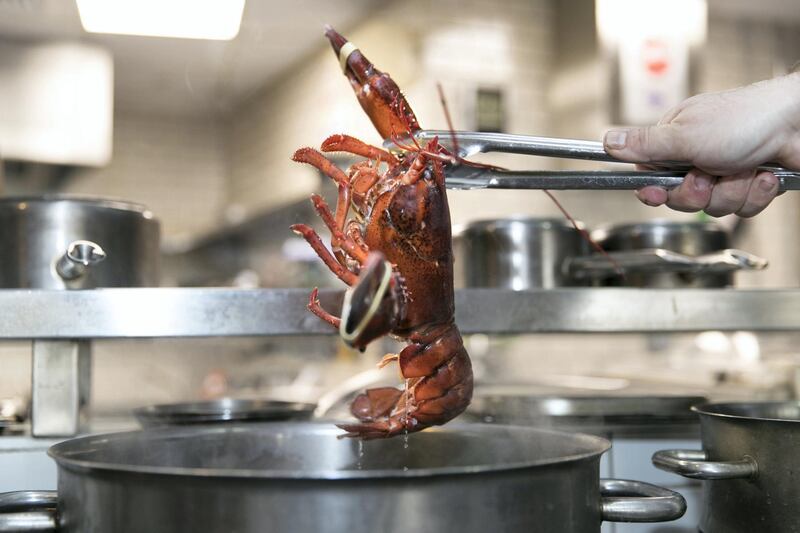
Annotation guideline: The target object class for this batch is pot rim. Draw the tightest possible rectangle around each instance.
[692,401,800,423]
[0,194,154,217]
[48,422,611,480]
[592,219,726,242]
[453,216,585,235]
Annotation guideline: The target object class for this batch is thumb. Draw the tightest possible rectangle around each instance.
[603,125,687,163]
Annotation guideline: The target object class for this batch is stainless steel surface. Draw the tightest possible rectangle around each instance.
[455,218,590,289]
[0,423,685,532]
[1,287,800,337]
[31,341,91,438]
[407,130,626,162]
[441,167,800,191]
[0,196,160,289]
[411,131,780,168]
[401,131,798,191]
[134,399,315,428]
[54,241,106,281]
[592,221,745,287]
[653,402,800,532]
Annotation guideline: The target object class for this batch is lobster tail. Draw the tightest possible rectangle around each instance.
[336,323,473,439]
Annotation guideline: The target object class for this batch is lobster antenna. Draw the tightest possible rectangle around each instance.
[434,83,621,277]
[437,83,460,161]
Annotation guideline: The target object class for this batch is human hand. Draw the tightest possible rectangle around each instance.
[603,72,800,217]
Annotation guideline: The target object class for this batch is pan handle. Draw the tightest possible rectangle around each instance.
[599,479,686,523]
[652,449,758,480]
[568,248,767,279]
[0,491,57,532]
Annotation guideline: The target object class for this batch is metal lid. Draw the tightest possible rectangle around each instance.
[48,422,610,480]
[133,399,316,428]
[454,216,585,235]
[693,401,800,423]
[0,195,154,217]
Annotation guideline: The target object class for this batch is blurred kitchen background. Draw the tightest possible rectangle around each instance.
[1,0,800,416]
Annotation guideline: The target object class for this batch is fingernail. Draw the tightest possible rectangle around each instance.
[604,130,627,149]
[694,174,714,191]
[758,175,777,192]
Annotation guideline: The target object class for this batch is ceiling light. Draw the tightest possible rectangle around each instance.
[76,0,246,41]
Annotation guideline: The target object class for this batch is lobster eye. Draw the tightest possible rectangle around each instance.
[340,255,393,345]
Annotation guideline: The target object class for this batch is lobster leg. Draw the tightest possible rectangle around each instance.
[290,224,358,285]
[321,134,398,167]
[350,386,403,421]
[347,221,370,254]
[310,194,369,265]
[292,147,349,186]
[307,287,340,328]
[377,353,399,368]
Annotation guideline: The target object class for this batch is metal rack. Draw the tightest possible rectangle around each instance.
[4,286,796,437]
[1,287,798,338]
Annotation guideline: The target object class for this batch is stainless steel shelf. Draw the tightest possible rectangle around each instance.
[0,287,797,339]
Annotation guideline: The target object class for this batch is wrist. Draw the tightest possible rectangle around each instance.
[776,72,800,167]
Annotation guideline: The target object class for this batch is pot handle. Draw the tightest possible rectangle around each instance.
[0,491,57,532]
[599,479,686,523]
[568,248,767,279]
[652,449,758,480]
[55,240,106,281]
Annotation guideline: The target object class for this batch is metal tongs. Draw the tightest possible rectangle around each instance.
[386,130,800,191]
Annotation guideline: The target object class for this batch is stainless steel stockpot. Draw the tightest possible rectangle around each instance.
[455,217,591,289]
[0,196,160,288]
[0,422,686,533]
[653,402,800,533]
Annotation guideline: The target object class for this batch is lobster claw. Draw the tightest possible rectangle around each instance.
[340,253,401,350]
[324,25,420,140]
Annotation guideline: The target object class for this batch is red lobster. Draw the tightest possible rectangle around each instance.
[290,26,472,439]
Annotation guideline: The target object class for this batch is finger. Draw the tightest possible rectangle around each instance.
[736,171,779,218]
[635,186,669,206]
[664,169,715,212]
[704,170,755,217]
[603,124,690,164]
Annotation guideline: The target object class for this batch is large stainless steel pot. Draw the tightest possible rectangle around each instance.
[0,422,686,533]
[653,402,800,532]
[455,217,591,289]
[0,196,160,288]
